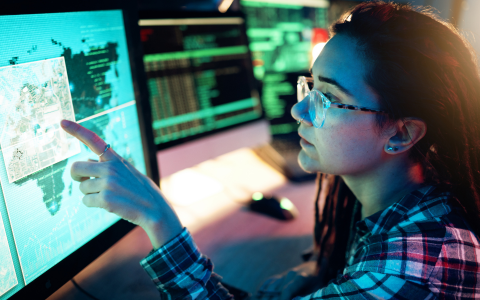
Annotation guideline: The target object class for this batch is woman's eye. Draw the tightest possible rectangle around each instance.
[324,93,338,102]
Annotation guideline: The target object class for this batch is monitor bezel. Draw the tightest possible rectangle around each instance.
[1,1,158,299]
[138,10,266,151]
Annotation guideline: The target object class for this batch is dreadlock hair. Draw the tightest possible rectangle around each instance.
[313,1,480,284]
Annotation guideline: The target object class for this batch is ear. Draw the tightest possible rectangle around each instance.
[384,118,427,154]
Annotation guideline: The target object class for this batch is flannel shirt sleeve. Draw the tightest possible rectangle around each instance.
[296,271,436,300]
[140,228,233,300]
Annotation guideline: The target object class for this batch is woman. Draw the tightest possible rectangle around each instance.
[61,1,480,299]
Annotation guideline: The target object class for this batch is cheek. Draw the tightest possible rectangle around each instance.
[313,115,382,174]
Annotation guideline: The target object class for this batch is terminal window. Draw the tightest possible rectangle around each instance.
[240,0,328,80]
[240,0,328,136]
[140,18,262,146]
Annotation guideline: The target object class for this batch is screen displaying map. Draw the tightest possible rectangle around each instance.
[0,10,147,299]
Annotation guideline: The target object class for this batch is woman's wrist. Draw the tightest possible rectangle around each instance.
[143,212,184,250]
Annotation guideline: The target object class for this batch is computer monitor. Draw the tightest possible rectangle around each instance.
[241,0,329,136]
[0,2,156,299]
[139,11,271,178]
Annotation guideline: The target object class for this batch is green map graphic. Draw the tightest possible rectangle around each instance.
[62,42,119,121]
[15,160,68,216]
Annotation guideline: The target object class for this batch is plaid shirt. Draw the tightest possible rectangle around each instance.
[141,185,480,299]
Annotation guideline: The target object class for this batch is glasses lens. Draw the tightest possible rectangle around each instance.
[297,77,310,102]
[309,90,325,128]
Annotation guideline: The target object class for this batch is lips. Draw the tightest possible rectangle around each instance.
[300,138,314,147]
[298,133,314,146]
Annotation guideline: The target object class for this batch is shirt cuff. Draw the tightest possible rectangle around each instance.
[140,228,214,298]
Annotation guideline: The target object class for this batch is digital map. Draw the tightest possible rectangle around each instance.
[0,57,81,183]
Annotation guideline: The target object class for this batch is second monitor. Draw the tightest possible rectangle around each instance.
[139,12,270,178]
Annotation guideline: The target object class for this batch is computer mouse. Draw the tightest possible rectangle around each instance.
[248,192,298,221]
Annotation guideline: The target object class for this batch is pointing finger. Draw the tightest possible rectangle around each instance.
[60,119,116,161]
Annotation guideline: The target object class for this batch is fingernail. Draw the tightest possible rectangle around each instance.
[60,120,70,128]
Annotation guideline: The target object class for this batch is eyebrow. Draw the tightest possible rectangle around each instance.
[317,75,353,97]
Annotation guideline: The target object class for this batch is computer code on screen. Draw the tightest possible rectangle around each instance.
[140,18,262,146]
[240,0,327,79]
[0,10,147,299]
[239,0,327,136]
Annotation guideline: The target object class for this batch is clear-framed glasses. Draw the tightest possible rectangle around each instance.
[297,76,388,129]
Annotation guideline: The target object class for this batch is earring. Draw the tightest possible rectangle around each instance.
[387,146,398,151]
[297,117,304,125]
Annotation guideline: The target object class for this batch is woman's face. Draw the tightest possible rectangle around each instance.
[291,34,390,176]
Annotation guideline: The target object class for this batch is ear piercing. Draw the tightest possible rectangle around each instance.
[387,146,398,152]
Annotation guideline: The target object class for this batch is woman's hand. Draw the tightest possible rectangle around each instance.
[254,261,320,300]
[61,119,183,249]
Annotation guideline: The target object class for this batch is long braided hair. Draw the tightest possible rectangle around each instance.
[313,1,480,284]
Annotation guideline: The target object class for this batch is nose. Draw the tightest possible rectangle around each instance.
[291,95,312,126]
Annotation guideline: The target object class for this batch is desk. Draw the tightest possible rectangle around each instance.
[47,149,317,300]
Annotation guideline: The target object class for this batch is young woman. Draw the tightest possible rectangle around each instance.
[61,1,480,299]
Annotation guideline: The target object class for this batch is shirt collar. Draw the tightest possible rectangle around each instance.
[355,185,450,235]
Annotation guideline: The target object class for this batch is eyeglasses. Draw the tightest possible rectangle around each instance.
[297,76,388,129]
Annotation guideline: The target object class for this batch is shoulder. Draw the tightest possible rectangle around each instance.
[428,210,480,296]
[345,221,446,284]
[346,190,480,285]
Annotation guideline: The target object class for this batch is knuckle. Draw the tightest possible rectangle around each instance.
[99,190,114,212]
[103,177,117,190]
[99,189,111,199]
[103,203,114,213]
[104,163,118,176]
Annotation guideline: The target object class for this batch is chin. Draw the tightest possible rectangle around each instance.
[298,150,320,173]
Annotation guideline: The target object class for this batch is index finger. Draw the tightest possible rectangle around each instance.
[61,119,116,161]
